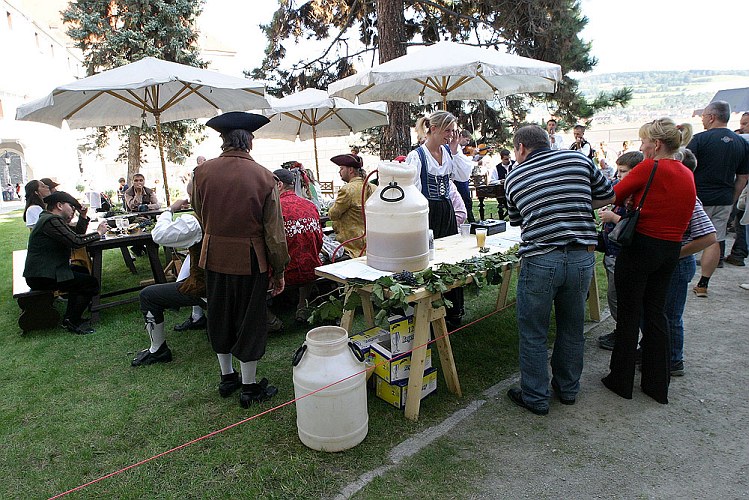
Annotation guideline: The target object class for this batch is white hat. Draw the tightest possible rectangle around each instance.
[151,214,202,248]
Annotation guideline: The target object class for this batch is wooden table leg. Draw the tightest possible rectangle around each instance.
[120,247,137,274]
[90,248,103,322]
[340,288,375,334]
[477,197,486,220]
[495,263,514,310]
[430,305,462,397]
[404,298,431,421]
[145,242,166,283]
[587,268,601,322]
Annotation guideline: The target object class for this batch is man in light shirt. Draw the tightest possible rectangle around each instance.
[547,119,564,150]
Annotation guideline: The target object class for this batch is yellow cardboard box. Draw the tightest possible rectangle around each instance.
[350,326,390,354]
[387,310,415,355]
[370,339,432,383]
[375,367,437,409]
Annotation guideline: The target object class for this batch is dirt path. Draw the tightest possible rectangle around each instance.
[466,246,749,498]
[342,234,749,499]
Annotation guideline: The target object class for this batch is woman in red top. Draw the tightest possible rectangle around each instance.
[602,118,696,404]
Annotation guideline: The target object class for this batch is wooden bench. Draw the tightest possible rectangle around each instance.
[12,249,60,334]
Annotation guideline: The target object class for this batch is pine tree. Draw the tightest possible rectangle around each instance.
[62,0,205,186]
[251,0,631,159]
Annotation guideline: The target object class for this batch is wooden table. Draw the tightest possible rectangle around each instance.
[315,226,603,420]
[315,227,524,421]
[87,230,167,321]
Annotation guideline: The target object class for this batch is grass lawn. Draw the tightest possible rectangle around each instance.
[0,201,608,498]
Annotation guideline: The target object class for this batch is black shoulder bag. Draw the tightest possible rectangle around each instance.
[608,160,658,248]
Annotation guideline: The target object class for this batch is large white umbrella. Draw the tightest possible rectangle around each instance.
[16,57,270,203]
[328,41,562,108]
[710,87,749,113]
[255,88,388,178]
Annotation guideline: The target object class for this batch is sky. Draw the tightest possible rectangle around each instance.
[200,0,749,76]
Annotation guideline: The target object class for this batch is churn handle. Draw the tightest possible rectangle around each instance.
[292,344,307,366]
[348,341,365,362]
[380,182,404,203]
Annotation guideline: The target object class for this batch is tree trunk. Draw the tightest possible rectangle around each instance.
[127,127,141,184]
[376,0,410,160]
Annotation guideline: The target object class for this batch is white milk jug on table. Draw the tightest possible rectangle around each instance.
[292,326,368,452]
[365,161,429,272]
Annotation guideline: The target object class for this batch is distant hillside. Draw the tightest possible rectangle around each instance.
[577,70,749,125]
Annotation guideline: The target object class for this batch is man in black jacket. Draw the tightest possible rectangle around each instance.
[24,191,108,334]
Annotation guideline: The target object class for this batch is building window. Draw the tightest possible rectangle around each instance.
[6,11,11,30]
[34,32,39,49]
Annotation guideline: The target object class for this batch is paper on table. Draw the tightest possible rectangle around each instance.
[318,260,392,281]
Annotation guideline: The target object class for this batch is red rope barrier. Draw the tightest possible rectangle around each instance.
[50,300,514,499]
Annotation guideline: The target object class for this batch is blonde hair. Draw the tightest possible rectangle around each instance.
[415,111,457,139]
[638,118,693,154]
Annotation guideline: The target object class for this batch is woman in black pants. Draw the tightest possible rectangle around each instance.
[601,118,696,404]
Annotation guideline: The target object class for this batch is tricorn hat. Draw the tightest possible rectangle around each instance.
[205,111,270,134]
[40,177,60,189]
[330,154,364,170]
[43,191,81,210]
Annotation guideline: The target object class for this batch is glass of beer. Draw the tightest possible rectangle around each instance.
[475,228,487,248]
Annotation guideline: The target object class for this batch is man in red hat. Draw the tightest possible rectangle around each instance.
[328,153,374,258]
[192,112,290,408]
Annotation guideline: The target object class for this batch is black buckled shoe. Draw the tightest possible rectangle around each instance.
[507,388,548,415]
[62,318,95,335]
[240,378,278,408]
[131,343,173,367]
[218,371,242,398]
[173,315,207,331]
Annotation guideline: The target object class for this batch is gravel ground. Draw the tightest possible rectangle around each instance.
[468,239,749,499]
[342,233,749,499]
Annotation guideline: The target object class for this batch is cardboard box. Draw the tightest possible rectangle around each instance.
[387,309,415,355]
[350,326,390,354]
[375,367,438,409]
[370,339,432,383]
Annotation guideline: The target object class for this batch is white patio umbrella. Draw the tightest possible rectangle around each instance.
[254,88,388,178]
[710,87,749,113]
[328,41,562,108]
[16,57,270,203]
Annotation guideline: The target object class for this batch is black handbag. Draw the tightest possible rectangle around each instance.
[608,160,658,247]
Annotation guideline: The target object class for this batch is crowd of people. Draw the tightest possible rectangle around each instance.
[18,101,749,412]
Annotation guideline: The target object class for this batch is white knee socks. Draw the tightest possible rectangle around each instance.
[191,306,204,321]
[145,312,166,353]
[240,360,257,385]
[217,353,234,375]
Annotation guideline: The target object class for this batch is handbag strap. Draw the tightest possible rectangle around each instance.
[635,160,658,211]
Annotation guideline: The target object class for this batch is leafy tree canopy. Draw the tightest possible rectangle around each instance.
[252,0,631,156]
[62,0,206,173]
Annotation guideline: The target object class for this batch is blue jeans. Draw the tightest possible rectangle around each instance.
[664,255,696,365]
[516,247,595,410]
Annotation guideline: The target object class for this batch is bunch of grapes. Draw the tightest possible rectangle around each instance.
[392,270,417,286]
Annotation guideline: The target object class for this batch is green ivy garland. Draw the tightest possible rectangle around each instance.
[308,246,519,327]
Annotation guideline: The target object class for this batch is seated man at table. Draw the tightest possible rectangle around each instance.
[131,198,206,366]
[24,191,109,335]
[328,154,375,258]
[125,173,161,257]
[271,169,323,324]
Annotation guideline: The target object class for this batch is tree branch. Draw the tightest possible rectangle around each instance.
[294,0,361,71]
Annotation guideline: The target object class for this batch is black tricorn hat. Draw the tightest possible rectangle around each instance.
[330,154,364,170]
[206,112,270,134]
[43,191,81,210]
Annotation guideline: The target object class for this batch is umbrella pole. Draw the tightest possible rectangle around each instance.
[313,126,320,180]
[154,114,171,206]
[442,93,447,110]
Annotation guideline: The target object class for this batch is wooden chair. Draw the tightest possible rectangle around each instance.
[319,181,334,196]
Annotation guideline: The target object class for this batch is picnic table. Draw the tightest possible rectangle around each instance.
[87,228,167,322]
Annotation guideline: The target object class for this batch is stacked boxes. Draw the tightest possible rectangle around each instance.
[367,310,438,409]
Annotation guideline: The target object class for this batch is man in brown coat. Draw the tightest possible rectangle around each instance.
[192,112,290,408]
